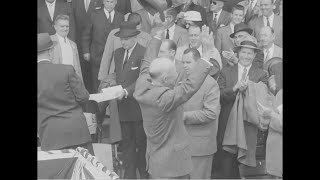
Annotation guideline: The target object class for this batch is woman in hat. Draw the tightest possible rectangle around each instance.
[214,38,268,178]
[259,57,282,178]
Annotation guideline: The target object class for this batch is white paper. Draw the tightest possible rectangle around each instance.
[89,85,123,103]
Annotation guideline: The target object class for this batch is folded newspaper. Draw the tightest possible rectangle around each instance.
[89,85,123,103]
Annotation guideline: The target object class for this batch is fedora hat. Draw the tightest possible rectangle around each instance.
[38,33,57,52]
[115,21,141,38]
[229,22,253,38]
[265,57,282,73]
[234,36,261,53]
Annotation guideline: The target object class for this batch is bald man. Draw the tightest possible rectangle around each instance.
[133,51,213,179]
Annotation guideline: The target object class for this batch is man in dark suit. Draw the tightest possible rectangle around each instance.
[212,38,268,179]
[206,0,231,35]
[82,0,124,93]
[106,21,148,179]
[215,4,245,67]
[175,0,207,28]
[38,0,76,41]
[37,33,93,154]
[72,0,103,93]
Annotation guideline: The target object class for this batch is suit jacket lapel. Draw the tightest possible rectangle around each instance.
[248,65,257,81]
[173,26,179,44]
[53,1,61,22]
[217,11,225,26]
[41,3,53,23]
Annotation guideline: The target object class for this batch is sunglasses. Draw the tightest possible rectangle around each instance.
[210,0,217,5]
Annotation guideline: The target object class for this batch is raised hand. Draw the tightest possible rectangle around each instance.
[200,25,215,60]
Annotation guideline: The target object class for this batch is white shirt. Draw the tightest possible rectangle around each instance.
[230,23,235,33]
[45,0,56,21]
[263,13,274,27]
[148,12,154,25]
[122,42,137,66]
[56,33,74,66]
[238,62,252,82]
[104,9,115,23]
[165,24,176,40]
[213,9,223,23]
[249,0,258,9]
[264,43,274,62]
[84,0,91,12]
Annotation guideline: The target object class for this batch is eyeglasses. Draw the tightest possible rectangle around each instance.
[210,0,217,5]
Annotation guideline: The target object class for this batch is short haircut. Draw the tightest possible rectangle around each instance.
[162,39,177,52]
[165,8,178,21]
[54,14,69,25]
[183,48,201,61]
[128,12,142,26]
[232,4,245,13]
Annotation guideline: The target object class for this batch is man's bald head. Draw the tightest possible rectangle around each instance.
[158,39,177,60]
[149,58,177,88]
[259,26,275,48]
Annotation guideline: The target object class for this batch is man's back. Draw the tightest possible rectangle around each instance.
[38,61,90,151]
[134,58,212,178]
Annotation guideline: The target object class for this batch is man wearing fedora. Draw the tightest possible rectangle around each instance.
[221,22,264,69]
[215,4,245,67]
[37,33,93,155]
[111,21,149,179]
[82,0,124,93]
[213,37,268,178]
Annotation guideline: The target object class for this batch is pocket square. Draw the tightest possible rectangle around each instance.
[95,7,101,9]
[220,24,225,27]
[131,66,139,70]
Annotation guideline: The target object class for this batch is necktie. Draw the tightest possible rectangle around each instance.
[85,0,90,12]
[122,50,129,69]
[264,49,270,62]
[213,13,217,25]
[106,11,111,24]
[166,29,170,39]
[267,17,270,27]
[241,67,248,81]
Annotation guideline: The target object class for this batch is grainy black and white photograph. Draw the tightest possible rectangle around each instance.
[37,0,283,179]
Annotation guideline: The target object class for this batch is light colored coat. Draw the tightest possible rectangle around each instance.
[183,76,220,156]
[249,14,283,48]
[50,34,83,81]
[134,59,212,178]
[266,89,282,177]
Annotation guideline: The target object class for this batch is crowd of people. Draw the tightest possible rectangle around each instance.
[38,0,283,179]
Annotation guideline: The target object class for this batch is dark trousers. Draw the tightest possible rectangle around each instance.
[80,59,93,94]
[91,63,100,93]
[211,148,240,179]
[62,142,95,156]
[120,121,148,179]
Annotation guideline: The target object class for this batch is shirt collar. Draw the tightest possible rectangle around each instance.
[126,42,138,56]
[56,33,68,43]
[168,24,176,32]
[238,61,252,72]
[214,9,223,18]
[104,8,114,17]
[264,12,274,21]
[197,45,203,55]
[45,0,56,7]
